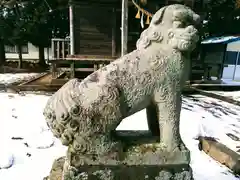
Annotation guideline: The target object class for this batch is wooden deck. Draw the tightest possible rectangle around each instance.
[49,54,119,78]
[66,54,118,60]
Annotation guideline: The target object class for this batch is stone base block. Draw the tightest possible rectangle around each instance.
[46,156,193,180]
[45,133,192,180]
[44,157,65,180]
[64,164,193,180]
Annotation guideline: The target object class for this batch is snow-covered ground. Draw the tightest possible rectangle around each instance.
[0,93,239,180]
[209,90,240,102]
[0,93,67,180]
[0,74,239,180]
[0,73,41,86]
[119,94,240,180]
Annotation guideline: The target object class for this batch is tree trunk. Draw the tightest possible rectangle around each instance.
[17,44,23,69]
[38,46,47,67]
[0,39,6,66]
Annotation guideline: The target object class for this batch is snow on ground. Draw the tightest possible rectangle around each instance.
[180,95,240,180]
[0,93,67,180]
[0,73,239,180]
[118,94,240,180]
[209,90,240,102]
[0,73,42,86]
[0,93,239,180]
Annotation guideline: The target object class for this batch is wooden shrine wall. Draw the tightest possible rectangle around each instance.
[73,4,117,56]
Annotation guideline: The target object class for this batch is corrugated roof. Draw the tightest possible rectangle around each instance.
[201,36,240,44]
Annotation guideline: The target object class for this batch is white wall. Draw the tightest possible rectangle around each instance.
[223,41,240,80]
[5,42,52,61]
[227,40,240,51]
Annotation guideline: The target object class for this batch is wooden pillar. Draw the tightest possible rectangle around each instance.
[51,39,54,59]
[62,41,65,58]
[191,0,195,9]
[57,41,60,59]
[94,64,98,71]
[121,0,128,56]
[112,8,116,57]
[51,63,57,79]
[47,47,49,62]
[51,39,57,78]
[70,61,75,78]
[69,2,75,55]
[69,1,75,78]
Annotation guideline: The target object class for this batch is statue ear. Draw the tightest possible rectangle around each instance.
[151,6,167,25]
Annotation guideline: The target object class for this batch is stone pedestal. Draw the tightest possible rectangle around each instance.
[63,164,192,180]
[46,157,192,180]
[46,141,192,180]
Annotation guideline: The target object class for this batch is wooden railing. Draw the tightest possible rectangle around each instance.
[51,38,70,60]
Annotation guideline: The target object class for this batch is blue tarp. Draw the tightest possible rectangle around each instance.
[201,36,240,44]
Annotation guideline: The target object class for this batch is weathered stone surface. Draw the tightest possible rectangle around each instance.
[47,155,192,180]
[44,156,65,180]
[46,133,192,180]
[63,164,192,180]
[200,136,240,175]
[43,4,200,180]
[64,141,191,166]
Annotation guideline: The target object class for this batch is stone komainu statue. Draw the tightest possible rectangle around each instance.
[44,4,200,167]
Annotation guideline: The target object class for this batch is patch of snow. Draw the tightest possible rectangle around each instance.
[180,95,240,180]
[0,73,41,86]
[209,90,240,102]
[119,94,240,180]
[26,130,55,149]
[0,92,239,180]
[0,151,14,169]
[116,109,148,130]
[0,93,67,180]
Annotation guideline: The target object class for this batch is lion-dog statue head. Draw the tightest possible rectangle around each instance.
[136,4,200,52]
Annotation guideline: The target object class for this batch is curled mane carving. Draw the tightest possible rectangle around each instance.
[136,7,166,50]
